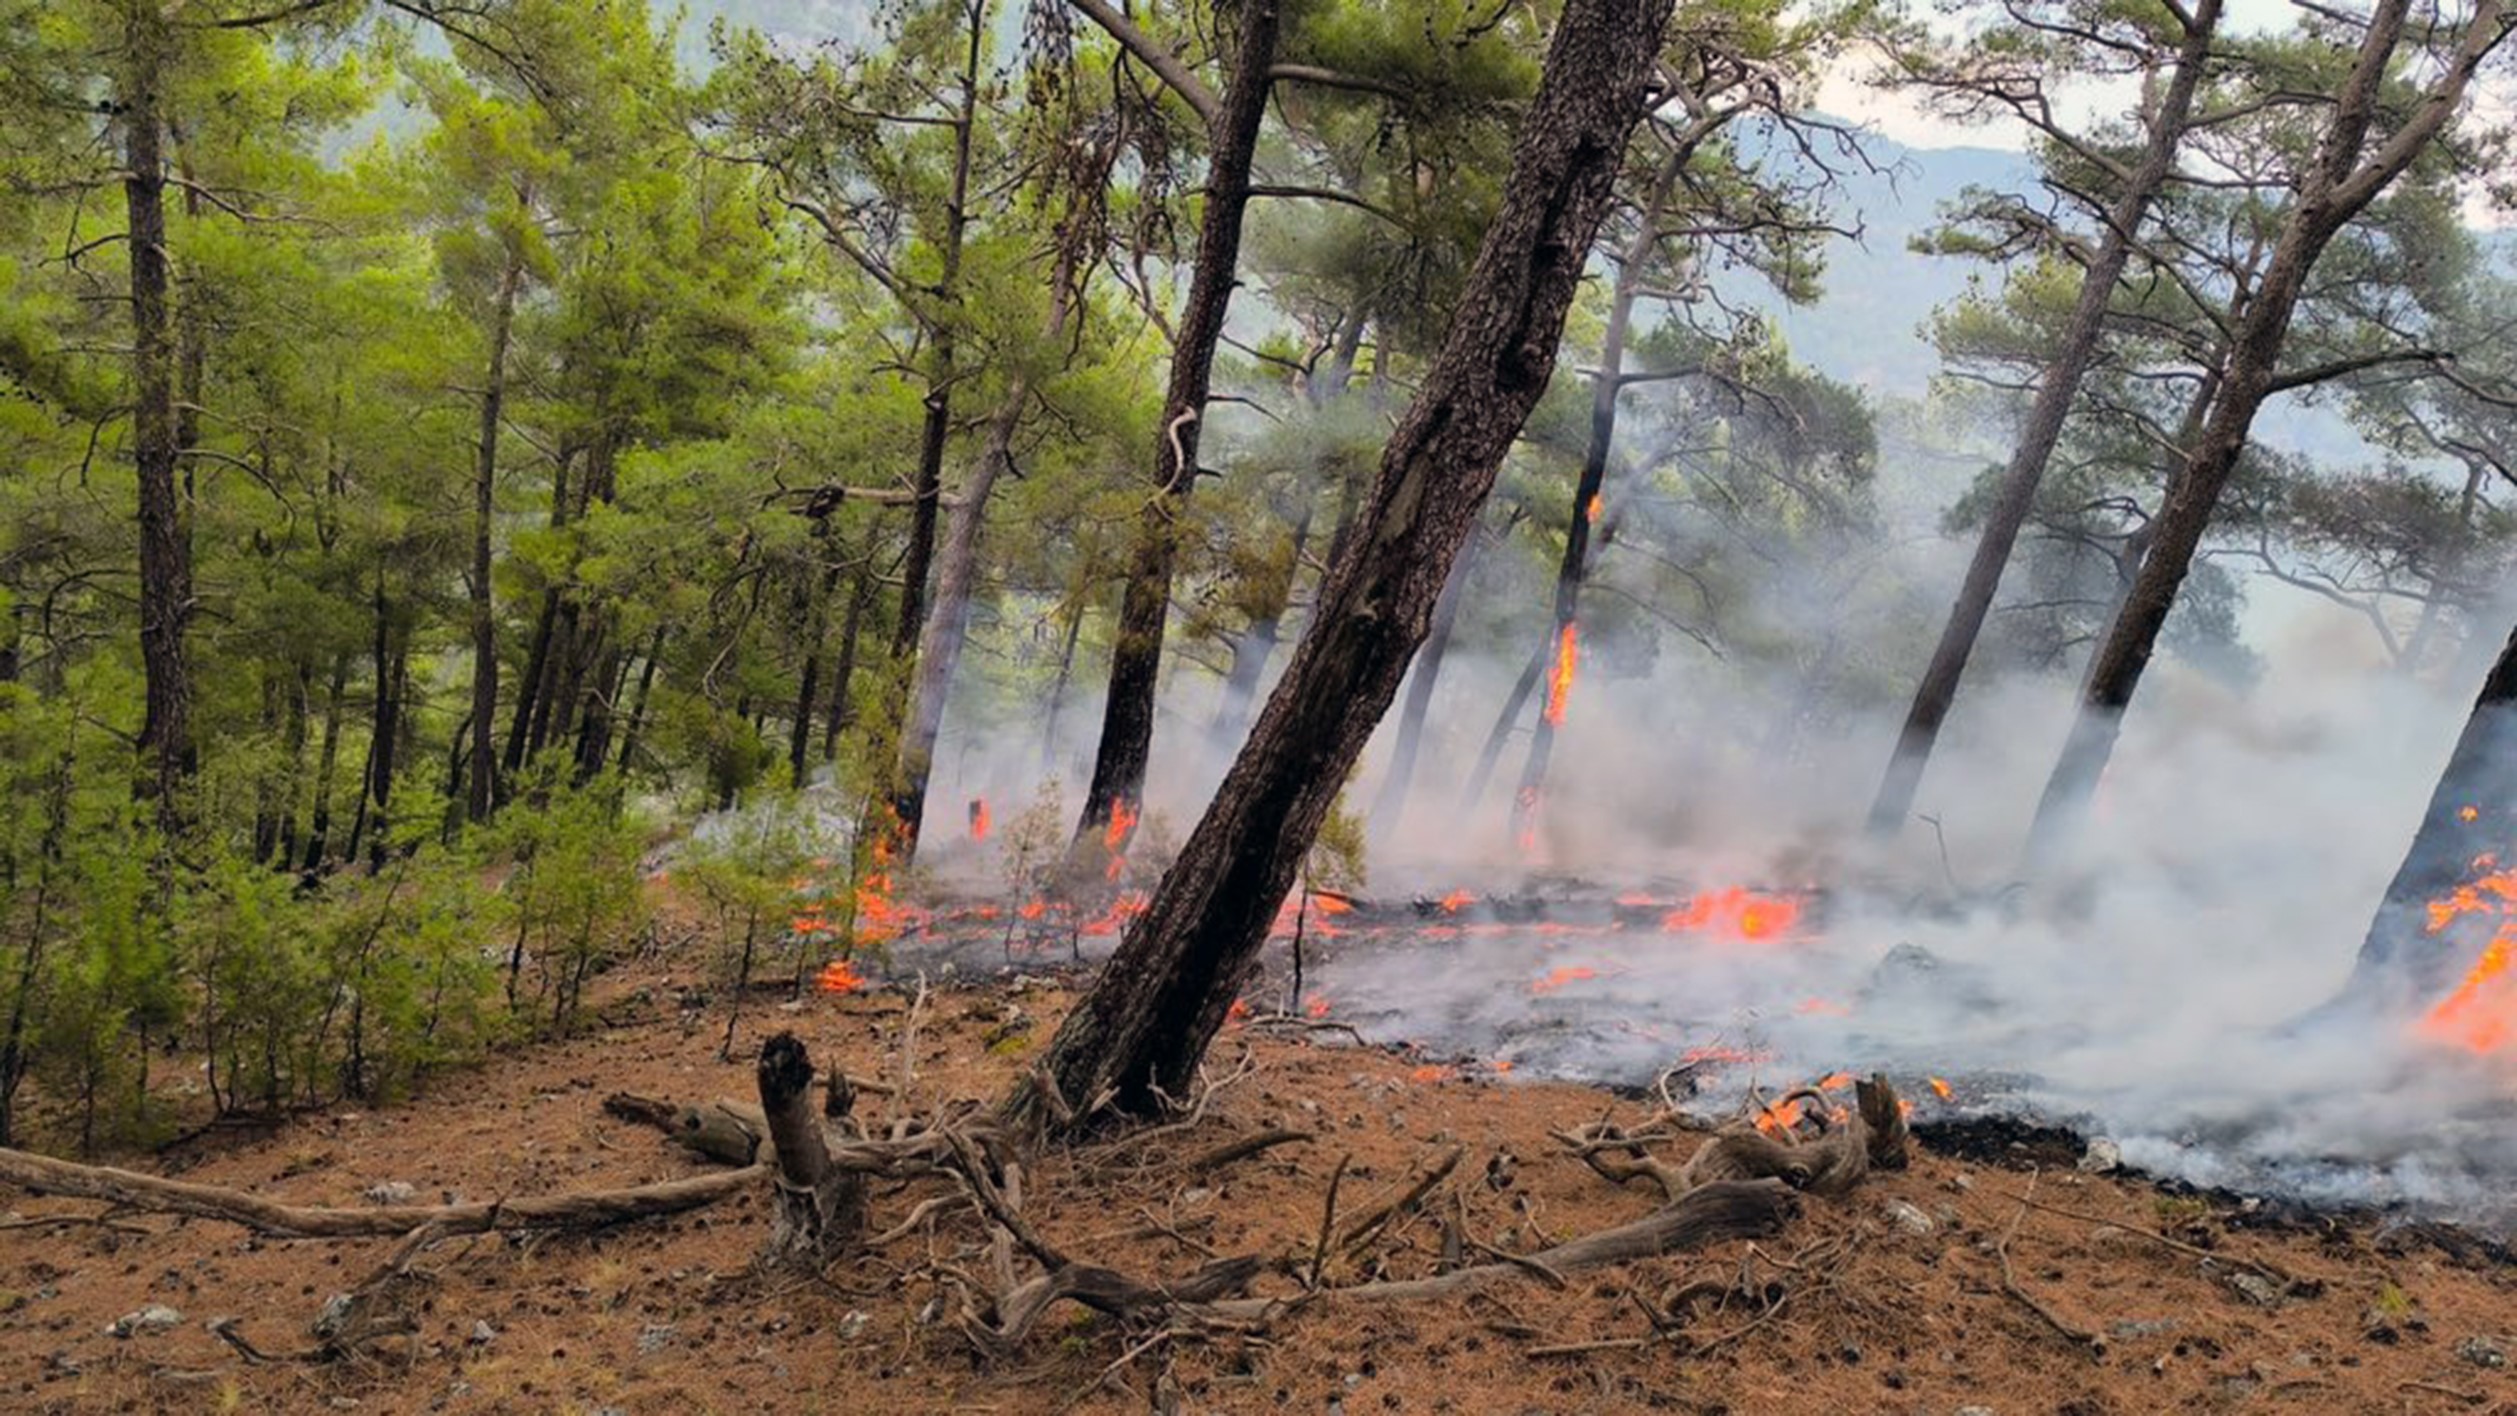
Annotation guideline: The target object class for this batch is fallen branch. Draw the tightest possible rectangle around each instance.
[1206,1178,1800,1318]
[0,1145,762,1240]
[1993,1173,2105,1355]
[1180,1127,1313,1178]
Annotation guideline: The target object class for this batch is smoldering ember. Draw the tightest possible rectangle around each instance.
[8,0,2517,1412]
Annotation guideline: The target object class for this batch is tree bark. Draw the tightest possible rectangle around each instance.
[2022,0,2508,864]
[2344,618,2517,1015]
[892,3,985,659]
[616,625,666,776]
[299,651,350,876]
[467,246,525,822]
[1865,0,2223,839]
[823,542,872,764]
[1009,0,1676,1132]
[123,2,195,829]
[754,1031,866,1267]
[1368,530,1478,840]
[1072,0,1283,847]
[890,376,1031,854]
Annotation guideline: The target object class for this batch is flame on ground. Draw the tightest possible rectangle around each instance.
[1529,965,1598,995]
[816,959,866,995]
[1660,887,1803,942]
[969,797,991,842]
[1103,798,1141,881]
[1543,621,1579,728]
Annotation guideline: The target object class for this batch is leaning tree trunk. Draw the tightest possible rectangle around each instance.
[1367,526,1479,841]
[1506,234,1664,844]
[123,3,194,829]
[1072,0,1283,848]
[2022,0,2507,865]
[2342,618,2517,1024]
[467,245,525,823]
[1008,0,1676,1134]
[1864,0,2223,840]
[891,7,983,660]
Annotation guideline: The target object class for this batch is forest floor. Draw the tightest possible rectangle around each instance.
[4,951,2517,1415]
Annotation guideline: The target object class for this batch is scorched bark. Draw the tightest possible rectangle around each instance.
[1008,0,1678,1134]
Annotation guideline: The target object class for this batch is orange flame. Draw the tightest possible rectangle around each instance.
[1102,798,1140,881]
[1586,492,1604,523]
[2419,852,2517,1053]
[1661,887,1803,942]
[1437,889,1475,914]
[1543,622,1578,728]
[1529,965,1598,995]
[816,959,866,995]
[2461,804,2481,822]
[969,797,991,842]
[1928,1076,1953,1101]
[1409,1065,1451,1085]
[1305,996,1332,1019]
[1754,1095,1804,1136]
[1312,891,1355,916]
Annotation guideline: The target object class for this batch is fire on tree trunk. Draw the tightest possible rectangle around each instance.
[2341,620,2517,1036]
[1007,0,1679,1135]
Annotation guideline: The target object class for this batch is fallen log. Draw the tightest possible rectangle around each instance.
[0,1145,764,1240]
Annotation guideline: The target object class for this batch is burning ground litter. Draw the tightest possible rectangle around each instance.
[866,861,2517,1235]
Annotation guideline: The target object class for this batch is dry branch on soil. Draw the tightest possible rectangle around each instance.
[0,1145,765,1240]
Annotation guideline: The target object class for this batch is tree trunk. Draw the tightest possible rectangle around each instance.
[1865,0,2223,839]
[123,2,194,829]
[890,374,1030,855]
[754,1031,867,1266]
[468,246,525,822]
[299,651,350,876]
[2343,618,2517,1020]
[1009,0,1674,1133]
[892,7,984,660]
[1369,530,1479,840]
[616,625,667,776]
[892,254,1086,854]
[1072,0,1283,847]
[822,544,872,764]
[789,548,842,787]
[2022,0,2506,864]
[1459,638,1547,814]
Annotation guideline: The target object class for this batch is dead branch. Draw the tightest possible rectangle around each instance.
[1205,1178,1800,1319]
[1337,1145,1463,1256]
[1985,1184,2322,1294]
[1179,1127,1313,1177]
[0,1145,762,1240]
[966,1254,1264,1357]
[1993,1172,2106,1355]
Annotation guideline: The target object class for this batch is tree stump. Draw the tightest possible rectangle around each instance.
[755,1031,866,1268]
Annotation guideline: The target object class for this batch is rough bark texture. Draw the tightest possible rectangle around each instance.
[1073,0,1283,845]
[468,248,525,822]
[2023,0,2509,863]
[892,8,983,659]
[1011,0,1677,1132]
[1865,0,2223,839]
[755,1031,867,1267]
[1506,127,1702,846]
[2346,619,2517,1010]
[889,377,1028,854]
[124,3,195,826]
[0,1143,760,1240]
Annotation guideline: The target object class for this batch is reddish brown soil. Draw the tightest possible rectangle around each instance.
[4,963,2515,1415]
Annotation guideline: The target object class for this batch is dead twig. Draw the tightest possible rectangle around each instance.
[1993,1173,2105,1356]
